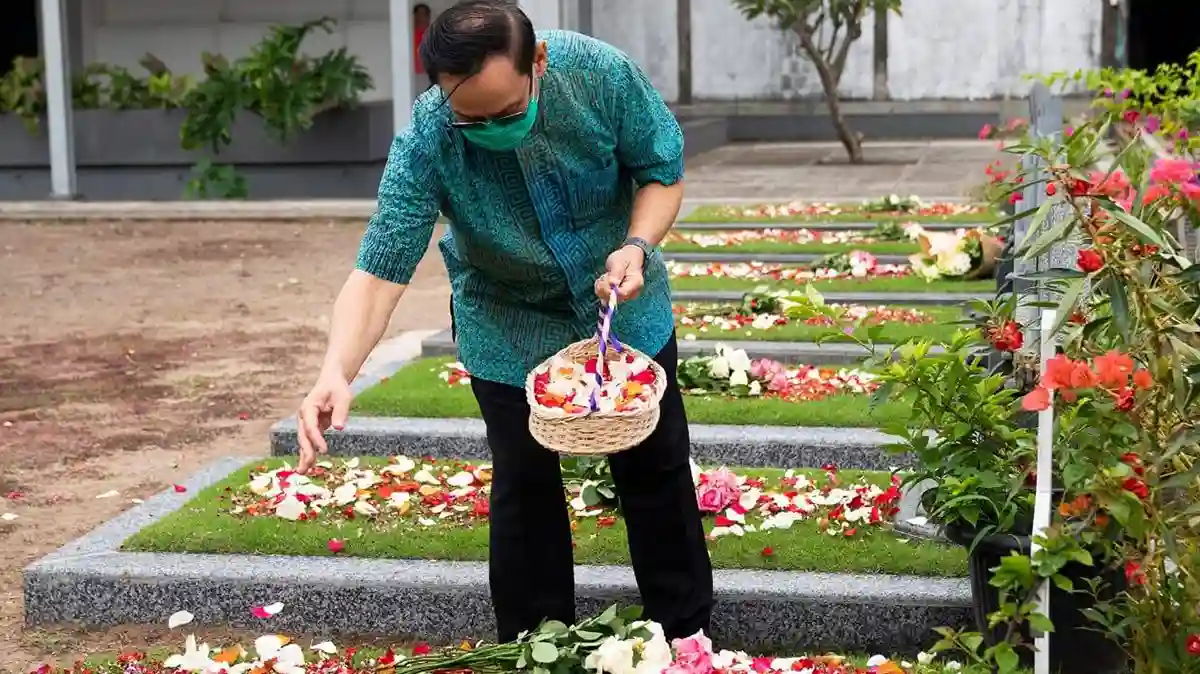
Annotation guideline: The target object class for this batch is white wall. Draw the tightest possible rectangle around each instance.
[593,0,1102,101]
[78,0,1103,104]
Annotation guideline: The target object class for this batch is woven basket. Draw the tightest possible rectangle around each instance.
[526,336,667,456]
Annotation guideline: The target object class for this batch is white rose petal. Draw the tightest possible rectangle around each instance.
[446,471,475,488]
[167,610,194,629]
[311,641,337,655]
[866,655,888,668]
[95,490,120,499]
[332,483,359,506]
[1,513,17,521]
[274,494,307,521]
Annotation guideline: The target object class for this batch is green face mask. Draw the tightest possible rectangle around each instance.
[460,95,539,151]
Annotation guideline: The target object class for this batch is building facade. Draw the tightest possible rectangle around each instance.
[67,0,1103,105]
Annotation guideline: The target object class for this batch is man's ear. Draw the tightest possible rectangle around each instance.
[534,41,549,76]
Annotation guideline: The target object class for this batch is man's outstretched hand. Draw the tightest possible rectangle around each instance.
[596,244,646,303]
[296,370,353,474]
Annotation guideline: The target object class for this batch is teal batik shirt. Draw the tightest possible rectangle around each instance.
[356,30,682,388]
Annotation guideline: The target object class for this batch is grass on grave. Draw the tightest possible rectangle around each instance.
[350,357,909,428]
[682,203,998,225]
[675,304,964,344]
[123,458,968,578]
[663,236,920,256]
[670,274,996,295]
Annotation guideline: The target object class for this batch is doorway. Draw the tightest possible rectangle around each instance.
[1127,1,1200,71]
[0,0,40,75]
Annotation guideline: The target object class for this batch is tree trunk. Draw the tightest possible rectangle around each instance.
[793,25,864,164]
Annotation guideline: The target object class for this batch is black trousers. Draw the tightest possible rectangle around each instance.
[470,334,714,642]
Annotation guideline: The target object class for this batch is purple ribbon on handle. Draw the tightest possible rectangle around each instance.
[590,283,621,411]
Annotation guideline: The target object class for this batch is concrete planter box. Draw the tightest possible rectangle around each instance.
[0,105,722,200]
[0,103,397,200]
[0,104,395,168]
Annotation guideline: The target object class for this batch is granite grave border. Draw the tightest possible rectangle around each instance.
[270,416,909,470]
[24,456,970,654]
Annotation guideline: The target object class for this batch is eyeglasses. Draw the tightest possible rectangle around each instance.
[448,74,535,130]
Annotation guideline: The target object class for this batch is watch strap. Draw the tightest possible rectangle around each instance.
[622,236,653,260]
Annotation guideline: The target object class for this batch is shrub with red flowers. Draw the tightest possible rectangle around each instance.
[840,107,1200,670]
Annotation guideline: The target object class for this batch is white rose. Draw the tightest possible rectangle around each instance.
[729,369,749,387]
[708,356,731,379]
[726,348,752,373]
[748,381,762,396]
[584,637,635,674]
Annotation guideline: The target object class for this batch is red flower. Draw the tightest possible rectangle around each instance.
[1120,453,1145,476]
[1009,192,1023,205]
[1123,477,1149,500]
[714,515,737,528]
[596,515,617,528]
[473,496,491,517]
[1125,560,1147,586]
[1046,182,1057,196]
[1114,387,1135,412]
[1133,369,1153,390]
[761,546,775,558]
[1021,386,1052,412]
[1077,249,1104,273]
[1094,350,1134,388]
[412,643,433,656]
[843,527,858,537]
[173,484,187,493]
[327,538,345,553]
[1187,634,1200,656]
[988,320,1023,352]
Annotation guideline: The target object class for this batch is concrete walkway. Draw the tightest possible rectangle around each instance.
[0,140,1000,220]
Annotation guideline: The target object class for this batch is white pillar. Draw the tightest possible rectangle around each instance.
[389,0,413,135]
[40,0,77,199]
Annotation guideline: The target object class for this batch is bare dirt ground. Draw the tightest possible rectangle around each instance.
[0,219,451,673]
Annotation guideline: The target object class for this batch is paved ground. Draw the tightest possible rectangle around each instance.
[683,140,1005,201]
[0,140,1002,671]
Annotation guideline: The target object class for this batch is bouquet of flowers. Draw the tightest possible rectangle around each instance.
[907,227,1001,281]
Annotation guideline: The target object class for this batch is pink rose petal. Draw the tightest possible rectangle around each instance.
[251,601,284,618]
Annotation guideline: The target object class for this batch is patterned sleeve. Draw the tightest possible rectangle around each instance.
[611,54,684,187]
[355,120,441,285]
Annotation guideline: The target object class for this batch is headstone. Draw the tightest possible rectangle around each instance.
[1013,83,1078,359]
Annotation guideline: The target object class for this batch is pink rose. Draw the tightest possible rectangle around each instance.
[668,632,715,674]
[768,372,791,393]
[696,468,739,513]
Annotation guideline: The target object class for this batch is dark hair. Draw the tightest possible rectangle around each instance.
[418,0,536,87]
[413,3,431,15]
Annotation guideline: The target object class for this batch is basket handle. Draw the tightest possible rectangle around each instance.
[589,284,623,411]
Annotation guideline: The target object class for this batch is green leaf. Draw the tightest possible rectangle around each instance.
[961,633,984,654]
[1028,612,1056,634]
[1017,201,1070,260]
[572,630,603,641]
[1051,573,1074,592]
[1012,268,1088,280]
[1108,208,1168,248]
[991,642,1022,673]
[1107,276,1132,342]
[531,642,559,664]
[1051,278,1086,335]
[540,620,569,635]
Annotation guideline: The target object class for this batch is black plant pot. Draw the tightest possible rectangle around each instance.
[944,523,1129,674]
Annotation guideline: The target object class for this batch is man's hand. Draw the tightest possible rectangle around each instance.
[296,369,353,475]
[596,245,645,302]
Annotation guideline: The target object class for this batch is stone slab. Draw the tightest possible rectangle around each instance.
[419,329,921,365]
[25,457,970,654]
[270,417,908,470]
[673,290,992,306]
[665,252,909,265]
[675,221,976,232]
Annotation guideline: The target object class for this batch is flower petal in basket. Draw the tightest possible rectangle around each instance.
[525,336,668,456]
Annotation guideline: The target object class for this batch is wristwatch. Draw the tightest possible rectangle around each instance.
[622,236,653,262]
